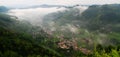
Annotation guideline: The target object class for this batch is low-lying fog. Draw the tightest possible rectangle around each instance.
[8,6,88,26]
[8,7,66,26]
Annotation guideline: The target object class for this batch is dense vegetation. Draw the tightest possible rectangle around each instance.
[0,4,120,57]
[0,13,62,57]
[42,4,120,57]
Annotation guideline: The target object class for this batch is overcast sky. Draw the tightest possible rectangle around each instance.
[0,0,120,7]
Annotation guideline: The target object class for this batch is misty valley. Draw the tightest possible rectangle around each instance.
[0,4,120,57]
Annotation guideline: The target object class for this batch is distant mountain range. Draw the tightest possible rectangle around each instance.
[28,4,66,8]
[0,6,9,12]
[29,4,89,8]
[13,4,89,9]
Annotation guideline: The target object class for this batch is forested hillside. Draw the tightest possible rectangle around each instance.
[0,13,62,57]
[42,4,120,57]
[0,4,120,57]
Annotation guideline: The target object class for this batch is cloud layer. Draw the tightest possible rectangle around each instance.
[8,7,66,25]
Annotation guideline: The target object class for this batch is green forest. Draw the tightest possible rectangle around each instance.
[0,4,120,57]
